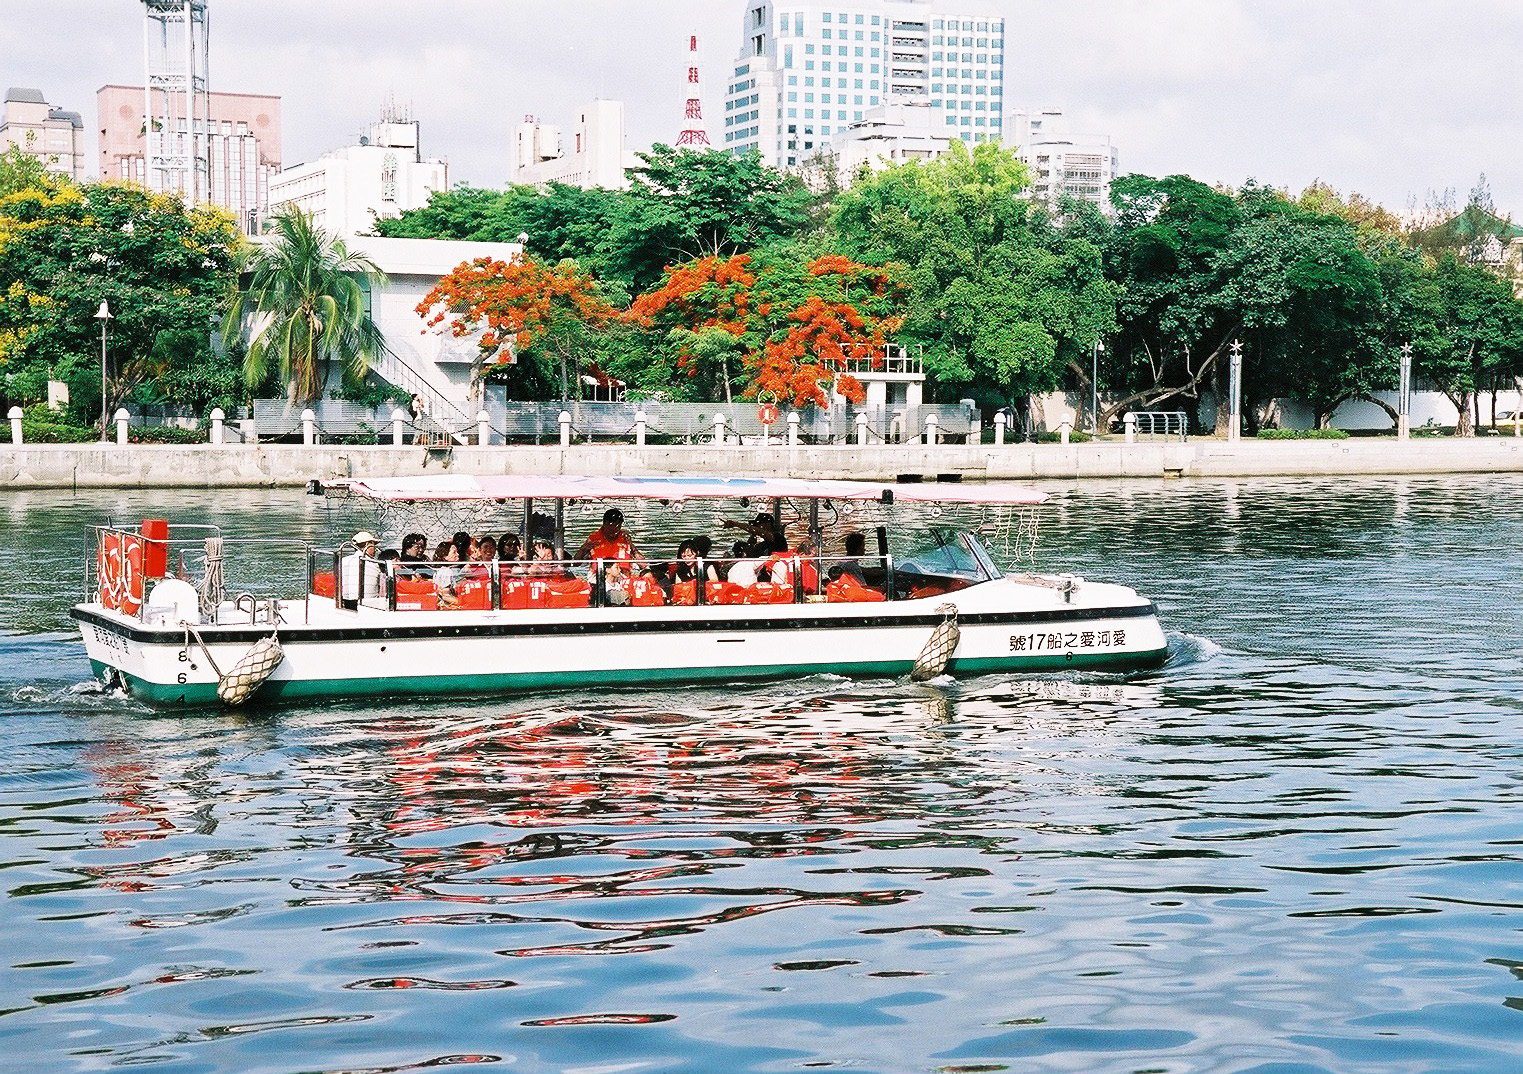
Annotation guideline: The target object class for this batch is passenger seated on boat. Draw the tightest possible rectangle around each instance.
[724,512,788,557]
[526,538,565,580]
[463,536,497,581]
[452,531,474,564]
[724,540,766,588]
[828,532,871,588]
[575,507,642,567]
[399,533,430,578]
[672,539,718,585]
[432,540,462,607]
[497,532,523,572]
[340,530,383,609]
[601,560,631,606]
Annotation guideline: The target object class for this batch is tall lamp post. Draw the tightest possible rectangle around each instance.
[1091,339,1104,434]
[1228,338,1243,442]
[1398,342,1413,441]
[95,301,112,442]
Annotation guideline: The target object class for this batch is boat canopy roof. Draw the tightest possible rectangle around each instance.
[329,474,1048,506]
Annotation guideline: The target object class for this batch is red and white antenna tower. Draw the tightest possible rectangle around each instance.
[676,34,711,148]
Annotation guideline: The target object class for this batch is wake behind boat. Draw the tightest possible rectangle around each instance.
[72,475,1167,707]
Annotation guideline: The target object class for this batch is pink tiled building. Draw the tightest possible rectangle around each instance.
[97,84,281,231]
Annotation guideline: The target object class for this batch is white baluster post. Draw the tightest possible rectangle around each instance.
[787,411,799,446]
[391,408,406,446]
[301,408,316,446]
[209,407,224,445]
[114,408,130,446]
[635,410,647,447]
[8,406,22,445]
[714,413,726,446]
[559,410,572,447]
[477,410,491,446]
[1059,419,1071,445]
[925,413,939,445]
[856,412,869,446]
[993,410,1006,445]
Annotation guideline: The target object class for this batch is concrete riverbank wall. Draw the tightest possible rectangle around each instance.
[4,438,1523,490]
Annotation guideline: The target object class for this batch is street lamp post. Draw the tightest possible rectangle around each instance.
[1398,342,1413,441]
[1228,339,1243,442]
[95,301,112,442]
[1091,339,1104,435]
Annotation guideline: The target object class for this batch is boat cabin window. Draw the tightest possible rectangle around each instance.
[892,527,999,586]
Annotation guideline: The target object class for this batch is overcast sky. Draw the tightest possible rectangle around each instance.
[4,1,1520,216]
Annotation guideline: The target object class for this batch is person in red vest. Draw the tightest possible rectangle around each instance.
[575,507,642,567]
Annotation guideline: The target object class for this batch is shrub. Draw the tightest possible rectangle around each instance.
[1256,428,1350,440]
[129,425,206,444]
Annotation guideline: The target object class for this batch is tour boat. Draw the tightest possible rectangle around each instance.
[72,475,1168,707]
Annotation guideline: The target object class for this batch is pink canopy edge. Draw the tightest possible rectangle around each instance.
[328,474,1048,506]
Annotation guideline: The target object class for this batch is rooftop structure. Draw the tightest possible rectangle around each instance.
[1,87,85,180]
[268,111,447,234]
[832,95,953,181]
[513,100,639,190]
[1005,109,1119,211]
[724,0,1003,169]
[141,0,211,201]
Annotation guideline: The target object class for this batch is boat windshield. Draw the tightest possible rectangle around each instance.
[893,527,1000,584]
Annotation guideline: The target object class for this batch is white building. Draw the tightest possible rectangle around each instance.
[267,115,447,235]
[350,234,523,421]
[514,100,640,190]
[1005,109,1119,211]
[724,0,1003,169]
[832,96,953,181]
[1,87,84,180]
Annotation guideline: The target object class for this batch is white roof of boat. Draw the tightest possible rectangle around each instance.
[330,474,1048,505]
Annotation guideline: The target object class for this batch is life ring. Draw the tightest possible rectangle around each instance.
[98,533,145,615]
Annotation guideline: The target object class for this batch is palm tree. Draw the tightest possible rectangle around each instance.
[224,207,386,405]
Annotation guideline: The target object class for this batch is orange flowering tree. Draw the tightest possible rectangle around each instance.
[627,252,902,407]
[418,254,616,398]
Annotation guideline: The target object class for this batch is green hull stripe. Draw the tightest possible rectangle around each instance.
[92,649,1168,708]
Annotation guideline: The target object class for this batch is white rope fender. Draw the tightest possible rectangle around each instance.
[185,623,284,707]
[911,602,961,681]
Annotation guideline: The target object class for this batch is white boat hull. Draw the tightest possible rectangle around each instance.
[73,577,1168,707]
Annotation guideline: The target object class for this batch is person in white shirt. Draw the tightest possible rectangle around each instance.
[340,530,383,608]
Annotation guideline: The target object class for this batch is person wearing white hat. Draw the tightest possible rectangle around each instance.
[340,530,383,608]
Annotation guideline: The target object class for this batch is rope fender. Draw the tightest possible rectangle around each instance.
[911,602,961,681]
[185,623,285,706]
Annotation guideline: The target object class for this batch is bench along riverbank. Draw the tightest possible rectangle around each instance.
[4,437,1523,490]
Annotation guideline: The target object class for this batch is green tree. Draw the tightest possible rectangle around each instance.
[378,148,815,295]
[224,207,386,405]
[0,178,239,424]
[829,141,1115,416]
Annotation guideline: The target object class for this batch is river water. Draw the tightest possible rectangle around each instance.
[0,476,1518,1074]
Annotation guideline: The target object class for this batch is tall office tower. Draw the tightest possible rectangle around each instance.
[723,0,1002,169]
[141,0,212,201]
[676,35,712,147]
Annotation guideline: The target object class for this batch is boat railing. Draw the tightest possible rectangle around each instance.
[310,551,901,611]
[90,522,321,625]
